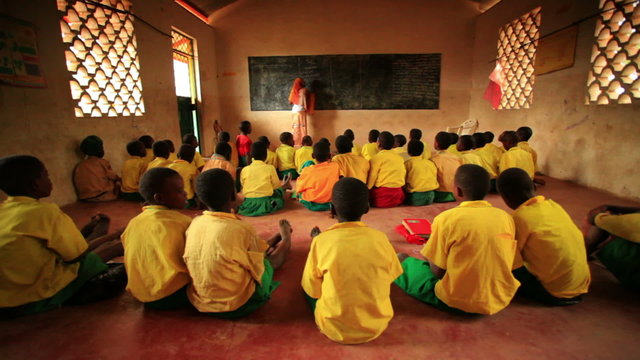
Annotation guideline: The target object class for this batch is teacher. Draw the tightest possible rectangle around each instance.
[288,78,315,146]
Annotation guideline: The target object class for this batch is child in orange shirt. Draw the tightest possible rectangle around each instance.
[296,142,340,211]
[203,143,236,182]
[73,135,120,202]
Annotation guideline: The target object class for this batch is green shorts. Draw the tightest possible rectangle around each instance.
[303,291,318,311]
[405,191,435,206]
[512,267,583,306]
[278,168,299,180]
[597,237,640,291]
[238,188,285,216]
[144,286,191,310]
[433,191,456,203]
[300,199,331,212]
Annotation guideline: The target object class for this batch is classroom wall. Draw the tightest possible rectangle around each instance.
[468,0,640,200]
[0,0,219,205]
[211,0,480,148]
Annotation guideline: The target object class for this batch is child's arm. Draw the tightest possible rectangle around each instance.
[429,262,446,279]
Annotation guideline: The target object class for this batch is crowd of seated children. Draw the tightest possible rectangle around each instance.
[296,142,340,211]
[120,140,148,202]
[393,134,410,161]
[73,135,120,202]
[404,140,439,206]
[138,135,155,164]
[147,140,173,171]
[499,131,535,179]
[202,142,235,181]
[236,121,253,167]
[457,135,483,166]
[302,177,402,344]
[367,131,407,208]
[332,135,369,183]
[343,129,361,156]
[257,136,278,168]
[184,169,292,318]
[294,136,314,173]
[276,132,298,180]
[168,144,199,209]
[182,134,205,171]
[430,132,462,203]
[409,128,431,159]
[238,142,291,217]
[361,129,380,160]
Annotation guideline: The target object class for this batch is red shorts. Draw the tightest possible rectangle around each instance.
[370,187,405,208]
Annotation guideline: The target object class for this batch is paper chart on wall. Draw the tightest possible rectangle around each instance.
[0,15,46,88]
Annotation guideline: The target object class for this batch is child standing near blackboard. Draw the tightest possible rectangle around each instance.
[236,121,253,168]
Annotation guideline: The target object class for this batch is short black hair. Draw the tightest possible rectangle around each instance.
[280,132,293,143]
[497,167,534,201]
[318,137,330,145]
[152,141,170,158]
[0,155,45,196]
[218,131,230,143]
[472,133,486,149]
[138,135,154,148]
[80,135,104,157]
[127,140,146,157]
[313,142,331,162]
[343,129,355,141]
[435,131,451,150]
[178,144,196,163]
[215,142,232,161]
[368,129,380,142]
[457,135,475,151]
[449,133,459,145]
[455,164,490,200]
[197,169,235,211]
[517,126,533,141]
[251,141,267,161]
[501,131,519,146]
[409,128,422,140]
[182,133,197,145]
[163,139,175,153]
[335,135,353,154]
[378,131,394,150]
[139,167,181,204]
[302,135,313,146]
[394,134,407,147]
[484,131,495,143]
[239,120,251,133]
[257,136,270,147]
[332,177,369,221]
[407,140,424,157]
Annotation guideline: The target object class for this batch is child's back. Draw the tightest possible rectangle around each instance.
[203,143,236,181]
[361,142,379,160]
[121,141,148,195]
[430,151,461,193]
[404,157,439,193]
[240,159,280,198]
[295,145,314,173]
[333,135,369,183]
[296,163,340,205]
[168,145,199,203]
[73,157,119,201]
[499,147,534,178]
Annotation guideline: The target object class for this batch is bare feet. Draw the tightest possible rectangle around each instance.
[93,240,124,262]
[397,252,409,262]
[82,214,111,240]
[267,219,292,269]
[282,174,292,191]
[310,226,321,238]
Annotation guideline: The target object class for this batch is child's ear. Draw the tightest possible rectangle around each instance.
[456,186,464,198]
[153,193,163,204]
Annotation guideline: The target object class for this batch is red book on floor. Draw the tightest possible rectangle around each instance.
[402,218,432,238]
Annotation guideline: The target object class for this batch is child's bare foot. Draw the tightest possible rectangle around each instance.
[310,226,321,238]
[397,252,409,262]
[282,174,292,190]
[533,177,546,186]
[82,214,111,240]
[268,220,292,269]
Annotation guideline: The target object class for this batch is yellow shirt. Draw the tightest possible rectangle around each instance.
[447,144,461,156]
[184,211,268,312]
[301,222,403,344]
[393,147,411,162]
[430,151,462,193]
[351,143,362,156]
[275,144,296,171]
[146,157,172,171]
[499,147,535,178]
[143,149,154,164]
[361,142,379,161]
[0,196,88,307]
[122,206,192,302]
[193,151,206,169]
[422,200,519,314]
[121,156,148,193]
[485,143,505,157]
[595,213,640,243]
[518,141,538,171]
[474,146,500,179]
[421,140,432,160]
[265,149,278,168]
[240,160,280,198]
[168,160,199,199]
[459,151,483,166]
[332,153,370,183]
[294,146,314,173]
[404,157,439,193]
[512,196,590,298]
[296,162,341,203]
[72,156,119,200]
[367,150,406,189]
[203,154,236,181]
[168,152,178,162]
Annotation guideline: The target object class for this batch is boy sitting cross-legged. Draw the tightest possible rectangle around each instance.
[120,140,148,202]
[332,135,370,183]
[296,141,341,211]
[367,131,407,208]
[404,140,439,206]
[146,140,173,171]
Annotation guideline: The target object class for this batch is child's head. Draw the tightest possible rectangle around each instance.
[163,139,175,153]
[434,131,451,150]
[139,167,186,209]
[500,131,519,150]
[472,133,486,149]
[335,135,353,154]
[178,144,196,163]
[343,129,355,141]
[394,134,407,148]
[449,133,459,146]
[218,131,230,143]
[302,135,313,146]
[215,142,232,161]
[127,140,146,157]
[454,164,490,201]
[152,141,170,159]
[197,169,236,212]
[250,141,268,161]
[368,129,380,143]
[456,135,475,152]
[516,126,533,142]
[182,134,199,147]
[257,136,271,148]
[138,135,154,149]
[0,155,52,199]
[378,131,394,150]
[497,167,535,210]
[239,120,252,135]
[279,132,294,146]
[80,135,105,158]
[312,142,331,163]
[318,137,331,148]
[407,140,424,157]
[409,128,422,140]
[484,131,495,144]
[331,177,369,222]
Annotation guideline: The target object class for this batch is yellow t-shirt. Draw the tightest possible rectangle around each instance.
[513,196,590,298]
[294,146,314,173]
[168,160,199,199]
[422,200,519,314]
[430,151,462,193]
[393,147,411,162]
[0,196,88,307]
[474,146,500,179]
[361,142,379,161]
[146,157,172,171]
[184,211,268,312]
[499,147,535,178]
[265,149,278,169]
[485,143,505,157]
[143,149,154,164]
[366,150,406,189]
[595,213,640,243]
[121,156,148,193]
[240,160,280,198]
[73,156,119,200]
[193,151,206,170]
[517,141,538,172]
[203,154,236,181]
[168,152,178,162]
[459,151,483,166]
[332,153,370,183]
[275,144,296,171]
[301,222,403,344]
[447,144,461,156]
[296,162,341,203]
[122,205,192,302]
[351,143,362,156]
[421,140,432,160]
[404,157,439,193]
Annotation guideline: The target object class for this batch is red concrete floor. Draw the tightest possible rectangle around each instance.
[1,176,640,359]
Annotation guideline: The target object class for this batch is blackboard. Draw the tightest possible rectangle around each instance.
[248,54,441,111]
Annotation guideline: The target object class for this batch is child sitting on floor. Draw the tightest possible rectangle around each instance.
[236,121,253,167]
[409,128,431,159]
[295,135,314,173]
[146,140,173,171]
[183,169,292,318]
[395,164,519,315]
[296,142,341,211]
[217,131,238,168]
[361,129,380,161]
[182,134,205,171]
[457,135,483,166]
[275,132,298,180]
[343,129,361,156]
[168,144,199,209]
[139,135,155,164]
[257,136,278,168]
[164,139,177,162]
[0,155,125,317]
[73,135,120,202]
[516,126,538,173]
[332,135,370,183]
[498,168,590,305]
[430,132,462,203]
[367,131,407,208]
[447,133,460,155]
[472,133,499,191]
[120,140,148,202]
[404,140,439,206]
[302,177,402,344]
[238,142,291,217]
[121,167,192,309]
[483,131,505,157]
[499,131,534,179]
[203,142,236,181]
[393,134,410,161]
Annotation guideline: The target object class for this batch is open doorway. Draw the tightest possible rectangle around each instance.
[171,29,201,152]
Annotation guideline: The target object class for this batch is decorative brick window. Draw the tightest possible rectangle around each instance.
[497,7,542,109]
[587,0,640,105]
[57,0,145,117]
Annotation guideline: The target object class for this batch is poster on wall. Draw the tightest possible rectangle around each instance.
[534,26,578,76]
[0,14,46,88]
